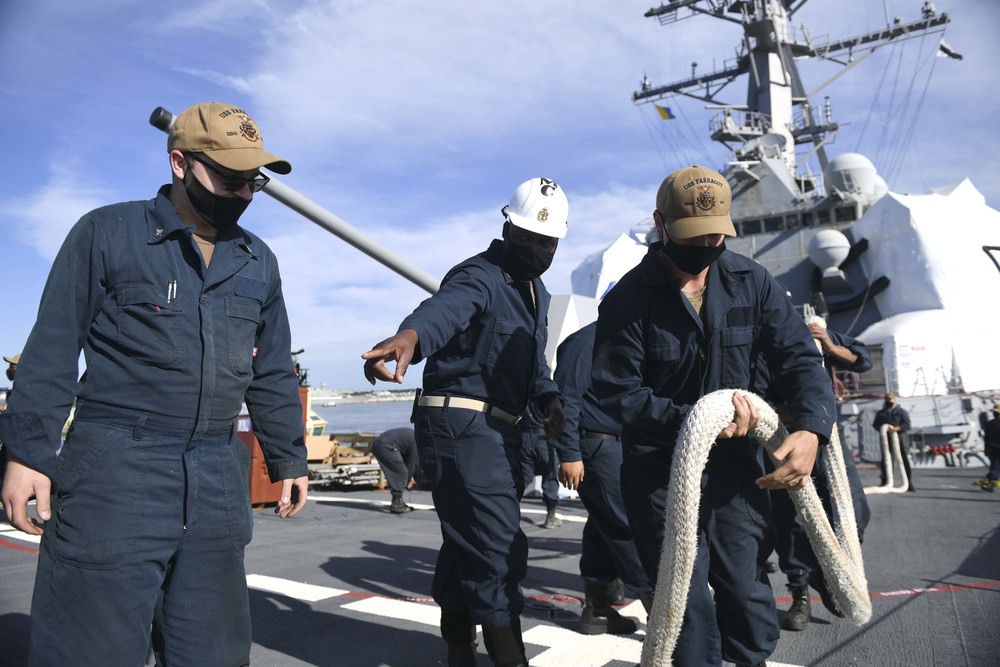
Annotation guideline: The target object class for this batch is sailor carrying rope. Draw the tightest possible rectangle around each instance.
[641,389,873,666]
[864,424,909,494]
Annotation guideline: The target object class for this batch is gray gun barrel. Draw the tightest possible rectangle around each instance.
[149,107,440,294]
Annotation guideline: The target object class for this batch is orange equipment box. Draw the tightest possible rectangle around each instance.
[237,386,310,508]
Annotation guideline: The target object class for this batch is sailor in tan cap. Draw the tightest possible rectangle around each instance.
[3,353,18,383]
[0,102,307,666]
[591,165,835,666]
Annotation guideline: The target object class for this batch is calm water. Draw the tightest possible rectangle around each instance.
[313,400,413,435]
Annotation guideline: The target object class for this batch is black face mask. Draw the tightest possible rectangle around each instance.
[184,171,251,231]
[501,237,555,282]
[5,368,14,382]
[661,239,726,275]
[884,401,894,409]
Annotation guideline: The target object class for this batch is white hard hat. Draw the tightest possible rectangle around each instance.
[502,177,569,239]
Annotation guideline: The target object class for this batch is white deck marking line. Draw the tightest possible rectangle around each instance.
[245,574,348,602]
[519,508,586,523]
[0,523,42,544]
[522,624,642,666]
[341,596,462,629]
[618,599,647,625]
[522,625,804,667]
[310,496,587,522]
[312,496,436,511]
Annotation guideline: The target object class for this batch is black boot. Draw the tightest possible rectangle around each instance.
[808,566,845,618]
[639,591,654,615]
[607,577,626,606]
[482,619,528,667]
[542,500,561,528]
[782,584,811,631]
[442,609,478,667]
[580,581,638,635]
[389,495,413,514]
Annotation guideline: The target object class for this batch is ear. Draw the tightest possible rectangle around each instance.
[169,150,188,181]
[652,209,667,242]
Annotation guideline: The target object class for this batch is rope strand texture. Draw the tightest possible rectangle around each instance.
[641,390,872,667]
[864,424,909,494]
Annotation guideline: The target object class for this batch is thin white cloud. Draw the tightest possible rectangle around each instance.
[2,163,114,261]
[2,0,999,391]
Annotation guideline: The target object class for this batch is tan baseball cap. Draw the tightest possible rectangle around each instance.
[168,102,291,174]
[656,165,736,238]
[3,353,20,364]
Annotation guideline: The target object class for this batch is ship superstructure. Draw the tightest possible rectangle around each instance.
[562,1,1000,467]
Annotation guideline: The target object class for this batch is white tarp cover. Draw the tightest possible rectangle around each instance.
[545,294,599,370]
[570,231,648,299]
[855,179,1000,394]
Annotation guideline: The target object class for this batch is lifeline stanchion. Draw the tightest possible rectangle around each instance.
[641,390,872,667]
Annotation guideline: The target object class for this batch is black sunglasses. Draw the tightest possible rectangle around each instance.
[193,156,270,193]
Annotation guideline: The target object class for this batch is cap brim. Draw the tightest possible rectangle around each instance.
[204,147,292,175]
[666,214,736,239]
[3,355,19,364]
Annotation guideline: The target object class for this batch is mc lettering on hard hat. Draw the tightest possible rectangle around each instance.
[502,177,569,239]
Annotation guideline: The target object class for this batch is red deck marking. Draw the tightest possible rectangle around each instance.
[0,537,39,555]
[775,579,1000,604]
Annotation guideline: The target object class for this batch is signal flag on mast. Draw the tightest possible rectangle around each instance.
[655,105,675,120]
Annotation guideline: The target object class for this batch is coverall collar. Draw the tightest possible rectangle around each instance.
[638,243,750,336]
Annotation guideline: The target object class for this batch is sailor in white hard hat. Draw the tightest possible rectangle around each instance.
[363,177,569,666]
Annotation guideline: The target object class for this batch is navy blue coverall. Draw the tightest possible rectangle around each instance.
[874,402,913,488]
[592,245,835,667]
[553,322,650,595]
[402,239,560,630]
[757,329,874,589]
[985,415,1000,483]
[517,403,560,510]
[372,427,419,498]
[0,187,306,667]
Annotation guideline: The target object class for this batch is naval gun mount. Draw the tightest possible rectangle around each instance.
[149,106,440,296]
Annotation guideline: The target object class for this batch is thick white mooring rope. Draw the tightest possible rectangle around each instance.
[640,390,872,667]
[864,424,909,495]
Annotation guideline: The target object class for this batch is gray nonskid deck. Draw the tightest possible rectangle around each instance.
[2,466,998,666]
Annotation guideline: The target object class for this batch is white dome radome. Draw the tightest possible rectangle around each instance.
[824,153,881,198]
[808,229,851,271]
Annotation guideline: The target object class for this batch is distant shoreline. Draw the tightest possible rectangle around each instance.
[308,388,416,404]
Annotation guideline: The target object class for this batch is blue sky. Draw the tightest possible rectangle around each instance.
[2,0,997,392]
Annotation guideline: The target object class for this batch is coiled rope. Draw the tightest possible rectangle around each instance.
[864,424,909,495]
[640,389,872,667]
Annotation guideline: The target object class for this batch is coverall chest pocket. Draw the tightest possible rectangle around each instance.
[720,325,759,388]
[485,318,533,377]
[226,298,261,376]
[115,284,182,368]
[647,331,681,387]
